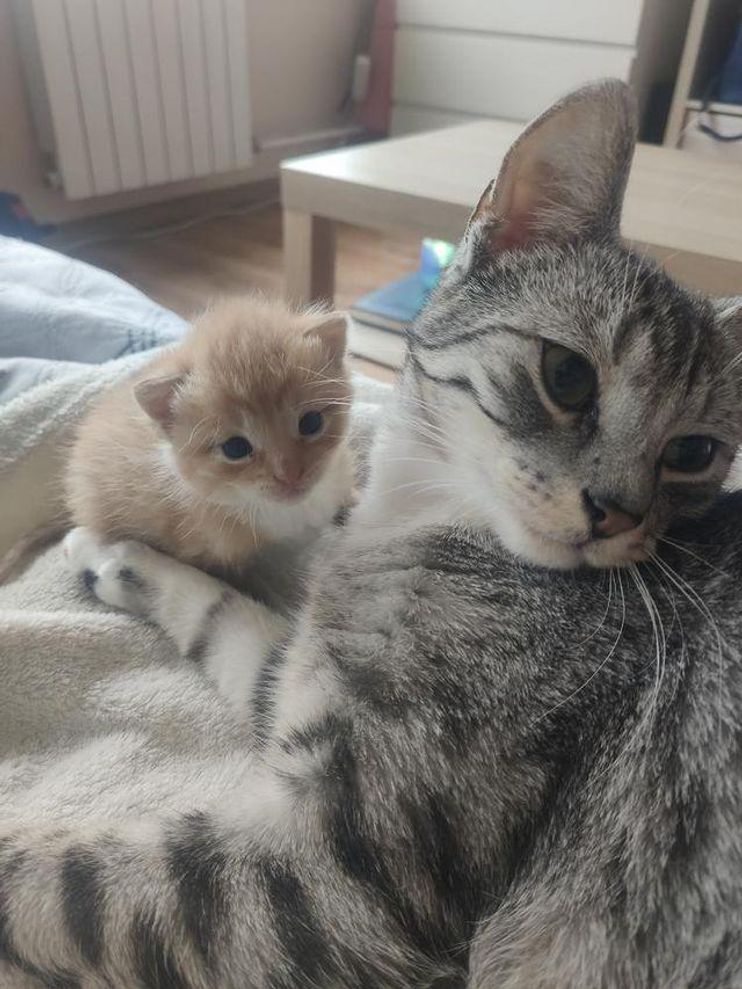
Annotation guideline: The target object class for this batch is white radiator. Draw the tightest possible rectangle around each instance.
[16,0,253,200]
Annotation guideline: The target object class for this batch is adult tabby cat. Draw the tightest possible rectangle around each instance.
[2,80,742,988]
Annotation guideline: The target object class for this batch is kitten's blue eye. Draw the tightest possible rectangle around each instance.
[662,435,716,473]
[542,342,596,411]
[221,436,253,460]
[299,411,324,436]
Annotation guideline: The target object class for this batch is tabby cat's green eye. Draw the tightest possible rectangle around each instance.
[661,435,716,474]
[541,342,597,411]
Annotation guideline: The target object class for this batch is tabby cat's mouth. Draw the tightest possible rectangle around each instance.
[569,538,592,550]
[526,526,590,553]
[521,523,650,569]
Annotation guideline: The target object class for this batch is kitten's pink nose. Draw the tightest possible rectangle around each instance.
[273,461,304,488]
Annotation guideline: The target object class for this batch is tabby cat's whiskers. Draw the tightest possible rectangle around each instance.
[649,551,725,740]
[629,564,667,729]
[533,568,626,725]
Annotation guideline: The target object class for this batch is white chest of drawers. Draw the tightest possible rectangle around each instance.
[391,0,693,137]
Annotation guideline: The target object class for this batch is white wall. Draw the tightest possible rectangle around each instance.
[0,0,364,223]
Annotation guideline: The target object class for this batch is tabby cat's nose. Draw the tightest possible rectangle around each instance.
[582,490,642,539]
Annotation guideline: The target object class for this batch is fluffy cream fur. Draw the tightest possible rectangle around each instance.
[65,296,355,573]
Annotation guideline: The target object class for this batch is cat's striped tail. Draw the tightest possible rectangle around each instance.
[0,800,463,989]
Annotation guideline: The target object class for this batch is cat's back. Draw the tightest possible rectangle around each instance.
[334,499,742,989]
[323,502,742,986]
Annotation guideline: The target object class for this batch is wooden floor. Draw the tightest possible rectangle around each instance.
[64,204,419,382]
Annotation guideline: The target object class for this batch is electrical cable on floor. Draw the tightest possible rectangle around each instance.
[59,196,280,253]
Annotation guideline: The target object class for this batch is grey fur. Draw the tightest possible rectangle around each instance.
[2,79,742,989]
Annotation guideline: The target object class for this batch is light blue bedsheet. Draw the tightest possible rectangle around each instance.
[0,234,186,403]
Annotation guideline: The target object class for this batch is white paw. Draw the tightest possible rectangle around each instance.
[62,526,107,572]
[64,527,156,615]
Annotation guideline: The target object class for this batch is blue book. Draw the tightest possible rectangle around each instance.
[350,271,431,333]
[350,238,455,333]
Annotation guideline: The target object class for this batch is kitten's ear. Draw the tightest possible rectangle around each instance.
[134,373,185,428]
[305,313,347,361]
[466,79,636,258]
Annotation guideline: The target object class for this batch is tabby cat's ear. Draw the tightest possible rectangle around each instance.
[305,313,347,361]
[714,298,742,355]
[715,298,742,328]
[134,373,185,428]
[466,79,637,257]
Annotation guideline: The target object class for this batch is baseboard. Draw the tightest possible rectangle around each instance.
[46,179,280,251]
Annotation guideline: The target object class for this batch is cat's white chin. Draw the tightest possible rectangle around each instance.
[581,535,653,569]
[491,514,652,570]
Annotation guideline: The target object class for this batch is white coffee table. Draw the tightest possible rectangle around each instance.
[280,119,742,306]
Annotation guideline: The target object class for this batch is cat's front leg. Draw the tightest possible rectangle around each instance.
[63,527,288,715]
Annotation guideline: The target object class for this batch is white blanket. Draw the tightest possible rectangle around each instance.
[0,236,389,841]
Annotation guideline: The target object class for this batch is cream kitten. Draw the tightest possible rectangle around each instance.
[64,296,355,574]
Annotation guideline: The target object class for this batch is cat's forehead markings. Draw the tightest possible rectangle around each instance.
[610,312,642,362]
[607,310,659,368]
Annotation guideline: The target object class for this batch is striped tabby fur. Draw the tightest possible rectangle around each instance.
[2,81,742,988]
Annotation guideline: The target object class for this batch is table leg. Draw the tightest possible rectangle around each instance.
[283,209,336,307]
